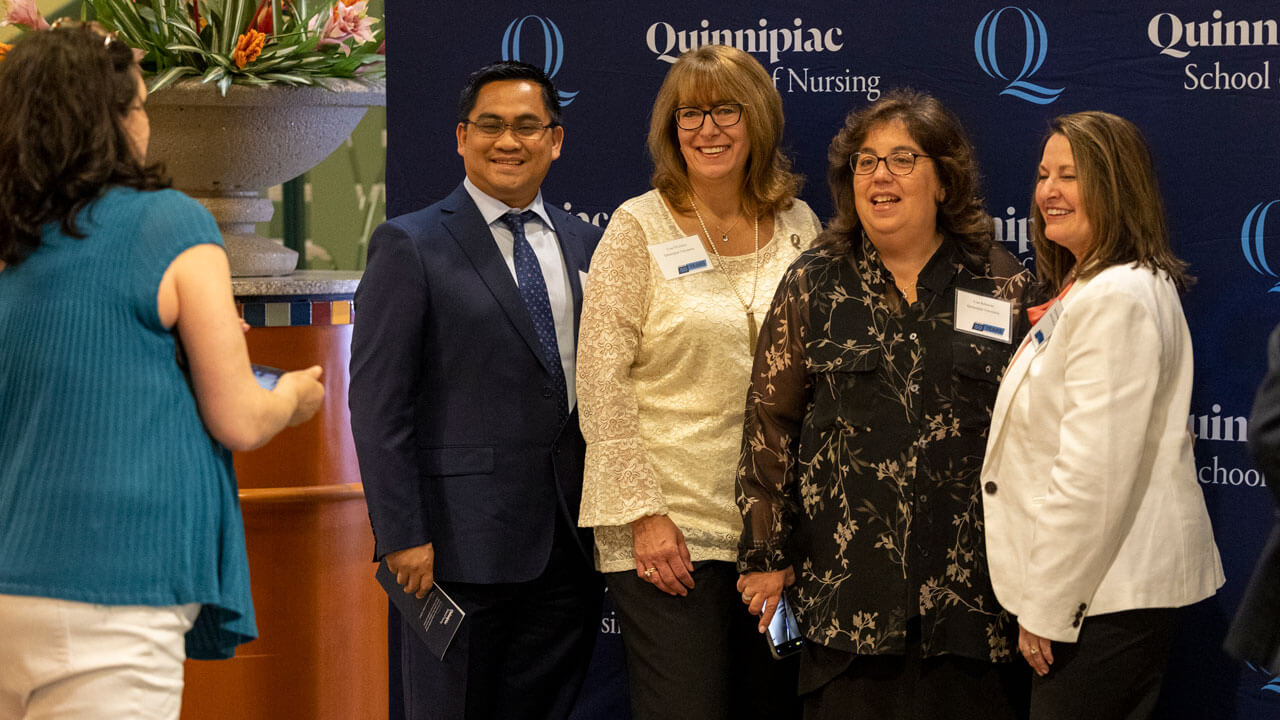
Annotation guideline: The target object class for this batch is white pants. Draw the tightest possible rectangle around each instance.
[0,594,199,720]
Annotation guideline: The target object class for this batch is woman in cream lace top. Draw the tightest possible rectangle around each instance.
[576,45,820,719]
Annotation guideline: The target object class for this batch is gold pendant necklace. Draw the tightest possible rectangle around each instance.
[690,194,760,352]
[896,278,916,304]
[715,214,742,243]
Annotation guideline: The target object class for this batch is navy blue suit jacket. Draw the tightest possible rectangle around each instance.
[350,183,602,584]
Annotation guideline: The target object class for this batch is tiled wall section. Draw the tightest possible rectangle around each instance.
[238,298,354,328]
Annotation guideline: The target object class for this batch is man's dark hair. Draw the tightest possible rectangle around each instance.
[457,61,561,125]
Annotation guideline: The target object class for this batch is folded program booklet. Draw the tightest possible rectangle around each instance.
[375,561,465,661]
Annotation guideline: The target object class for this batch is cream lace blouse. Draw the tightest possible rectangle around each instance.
[576,189,821,572]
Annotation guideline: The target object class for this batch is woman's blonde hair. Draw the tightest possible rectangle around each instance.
[648,45,800,216]
[1030,111,1191,293]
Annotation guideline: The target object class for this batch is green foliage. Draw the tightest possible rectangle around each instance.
[86,0,384,94]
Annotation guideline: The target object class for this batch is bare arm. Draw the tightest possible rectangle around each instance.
[157,243,323,451]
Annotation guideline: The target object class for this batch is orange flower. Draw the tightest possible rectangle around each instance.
[250,0,295,34]
[0,43,11,61]
[232,28,266,68]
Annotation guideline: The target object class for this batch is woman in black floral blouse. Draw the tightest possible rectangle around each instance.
[735,90,1037,719]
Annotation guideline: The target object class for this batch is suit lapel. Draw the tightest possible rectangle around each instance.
[440,185,554,376]
[986,278,1088,451]
[987,340,1035,450]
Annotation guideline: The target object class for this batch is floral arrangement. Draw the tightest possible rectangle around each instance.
[1,0,384,94]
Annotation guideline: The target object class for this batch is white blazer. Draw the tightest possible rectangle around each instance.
[981,263,1223,642]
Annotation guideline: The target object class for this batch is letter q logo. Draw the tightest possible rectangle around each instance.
[974,7,1064,104]
[1243,200,1280,293]
[501,16,579,106]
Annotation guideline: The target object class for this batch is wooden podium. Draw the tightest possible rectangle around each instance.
[181,272,387,720]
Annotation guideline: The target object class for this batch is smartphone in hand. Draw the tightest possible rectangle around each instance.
[766,594,803,659]
[251,363,285,390]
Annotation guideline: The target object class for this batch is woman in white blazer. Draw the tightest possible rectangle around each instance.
[981,111,1223,720]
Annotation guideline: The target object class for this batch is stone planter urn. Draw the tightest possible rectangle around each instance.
[146,78,386,277]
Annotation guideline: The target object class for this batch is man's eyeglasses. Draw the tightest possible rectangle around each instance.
[463,119,558,139]
[851,151,933,176]
[673,103,744,131]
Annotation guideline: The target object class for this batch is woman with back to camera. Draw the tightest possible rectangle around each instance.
[0,23,324,719]
[576,44,821,719]
[736,89,1036,719]
[981,111,1224,720]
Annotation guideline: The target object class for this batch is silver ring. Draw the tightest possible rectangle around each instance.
[742,593,754,603]
[1029,648,1040,655]
[644,567,656,577]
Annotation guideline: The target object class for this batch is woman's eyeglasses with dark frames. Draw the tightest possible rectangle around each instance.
[673,103,744,131]
[851,151,933,176]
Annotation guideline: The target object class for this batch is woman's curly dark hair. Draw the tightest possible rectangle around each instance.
[0,23,169,267]
[818,89,993,259]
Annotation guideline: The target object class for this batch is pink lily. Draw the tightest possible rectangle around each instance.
[2,0,52,30]
[310,0,376,55]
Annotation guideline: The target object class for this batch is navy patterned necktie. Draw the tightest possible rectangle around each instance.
[499,210,568,418]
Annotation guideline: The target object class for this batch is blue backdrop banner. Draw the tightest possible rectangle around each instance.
[387,2,1280,717]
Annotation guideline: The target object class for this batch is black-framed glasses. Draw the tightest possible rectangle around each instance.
[851,151,932,176]
[463,119,558,139]
[673,103,744,131]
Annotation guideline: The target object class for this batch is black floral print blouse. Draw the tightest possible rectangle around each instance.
[737,233,1035,662]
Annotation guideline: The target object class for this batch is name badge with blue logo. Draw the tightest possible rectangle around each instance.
[954,289,1013,344]
[648,235,713,280]
[1027,299,1063,349]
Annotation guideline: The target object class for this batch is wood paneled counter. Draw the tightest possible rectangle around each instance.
[181,271,386,720]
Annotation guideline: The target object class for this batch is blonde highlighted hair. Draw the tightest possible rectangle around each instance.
[647,45,801,216]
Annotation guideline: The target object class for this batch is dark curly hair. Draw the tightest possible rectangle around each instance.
[818,89,992,258]
[0,23,169,267]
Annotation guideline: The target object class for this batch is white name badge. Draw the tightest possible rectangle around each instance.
[648,235,713,280]
[1028,299,1063,348]
[954,289,1013,344]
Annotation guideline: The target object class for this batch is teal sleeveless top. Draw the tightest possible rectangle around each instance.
[0,187,255,659]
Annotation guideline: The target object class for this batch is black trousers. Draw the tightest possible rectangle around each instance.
[399,520,602,720]
[1029,604,1177,717]
[801,619,1029,720]
[1030,608,1178,720]
[606,561,801,720]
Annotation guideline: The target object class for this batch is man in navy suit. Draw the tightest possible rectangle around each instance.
[350,61,603,720]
